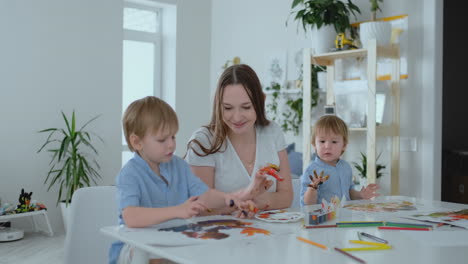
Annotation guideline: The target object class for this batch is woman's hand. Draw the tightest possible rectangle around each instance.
[238,171,273,200]
[359,183,380,199]
[177,196,207,219]
[231,200,258,219]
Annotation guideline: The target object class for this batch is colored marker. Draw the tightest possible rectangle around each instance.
[297,236,328,250]
[378,226,431,231]
[349,240,388,247]
[385,222,433,228]
[305,224,337,229]
[359,232,388,244]
[341,245,392,251]
[334,247,366,264]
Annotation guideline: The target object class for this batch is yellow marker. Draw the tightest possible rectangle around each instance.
[349,240,388,247]
[341,245,392,251]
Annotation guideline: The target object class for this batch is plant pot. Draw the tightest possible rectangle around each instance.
[311,25,336,54]
[359,21,392,48]
[60,202,71,233]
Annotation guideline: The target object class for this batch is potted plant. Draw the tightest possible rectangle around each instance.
[265,65,323,135]
[37,111,102,230]
[289,0,361,53]
[352,152,386,185]
[359,0,391,48]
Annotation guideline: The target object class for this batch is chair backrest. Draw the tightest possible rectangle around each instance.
[291,178,302,209]
[64,186,118,264]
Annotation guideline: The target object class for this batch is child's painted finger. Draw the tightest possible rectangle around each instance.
[313,170,319,178]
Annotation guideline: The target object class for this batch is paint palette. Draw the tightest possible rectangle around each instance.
[255,210,304,223]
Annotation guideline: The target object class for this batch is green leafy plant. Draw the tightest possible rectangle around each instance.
[37,111,102,205]
[370,0,384,21]
[289,0,361,34]
[265,65,323,135]
[352,152,386,179]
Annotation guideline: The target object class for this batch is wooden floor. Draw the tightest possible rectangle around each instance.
[0,231,65,264]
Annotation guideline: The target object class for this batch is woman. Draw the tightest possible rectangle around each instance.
[185,64,293,214]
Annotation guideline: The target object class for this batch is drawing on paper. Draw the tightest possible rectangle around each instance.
[159,219,271,240]
[343,200,417,212]
[407,209,468,229]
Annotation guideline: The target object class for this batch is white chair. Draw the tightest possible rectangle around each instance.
[64,186,118,264]
[291,177,302,209]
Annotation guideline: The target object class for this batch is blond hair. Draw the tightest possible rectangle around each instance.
[123,96,178,152]
[312,115,349,148]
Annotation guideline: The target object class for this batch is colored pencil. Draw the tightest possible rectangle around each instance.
[334,247,366,264]
[378,226,431,231]
[305,224,337,229]
[337,223,384,228]
[336,221,385,228]
[341,245,392,251]
[349,240,388,247]
[385,222,433,228]
[296,236,328,250]
[337,221,384,224]
[359,232,388,244]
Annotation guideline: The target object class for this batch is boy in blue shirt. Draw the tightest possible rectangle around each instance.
[300,115,379,206]
[109,96,261,264]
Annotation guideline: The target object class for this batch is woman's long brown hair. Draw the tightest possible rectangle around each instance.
[187,64,270,157]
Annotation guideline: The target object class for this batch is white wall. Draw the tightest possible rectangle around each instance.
[210,0,443,200]
[0,0,212,233]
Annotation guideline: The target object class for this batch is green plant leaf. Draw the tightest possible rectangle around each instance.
[37,111,102,205]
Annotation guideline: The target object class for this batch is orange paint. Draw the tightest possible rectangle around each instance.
[240,227,271,236]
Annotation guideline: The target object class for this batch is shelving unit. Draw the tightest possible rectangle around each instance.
[302,39,401,194]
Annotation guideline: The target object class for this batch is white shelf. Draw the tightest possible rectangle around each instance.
[302,39,401,194]
[0,210,54,236]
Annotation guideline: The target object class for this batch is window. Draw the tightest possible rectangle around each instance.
[122,1,162,166]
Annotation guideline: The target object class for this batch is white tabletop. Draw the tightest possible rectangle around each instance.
[101,196,468,264]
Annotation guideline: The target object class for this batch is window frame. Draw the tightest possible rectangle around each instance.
[121,1,163,155]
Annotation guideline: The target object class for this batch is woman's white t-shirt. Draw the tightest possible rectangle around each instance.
[185,122,287,193]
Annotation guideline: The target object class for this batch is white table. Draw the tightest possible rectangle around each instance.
[101,196,468,264]
[0,210,54,236]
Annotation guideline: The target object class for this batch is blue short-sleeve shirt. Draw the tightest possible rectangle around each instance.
[109,153,209,264]
[300,156,354,206]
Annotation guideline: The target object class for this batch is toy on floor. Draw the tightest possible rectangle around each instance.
[15,189,34,213]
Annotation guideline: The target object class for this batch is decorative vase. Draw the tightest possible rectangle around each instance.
[311,24,336,54]
[359,21,392,48]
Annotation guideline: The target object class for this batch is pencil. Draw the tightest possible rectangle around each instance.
[359,232,388,244]
[305,224,337,229]
[337,223,384,228]
[296,236,328,250]
[385,222,433,228]
[336,221,385,227]
[337,221,384,224]
[334,247,366,264]
[341,245,392,251]
[378,226,431,231]
[349,240,388,247]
